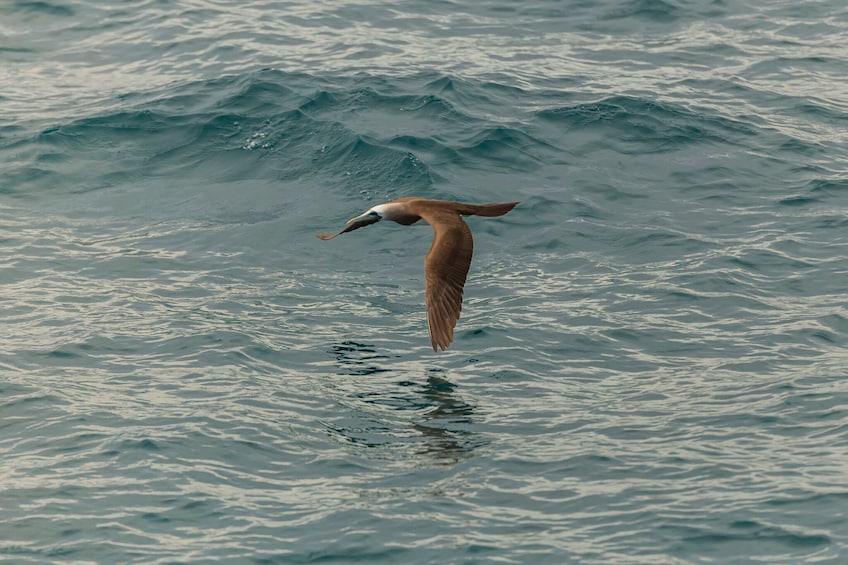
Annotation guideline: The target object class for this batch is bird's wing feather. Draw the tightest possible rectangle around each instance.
[419,210,473,351]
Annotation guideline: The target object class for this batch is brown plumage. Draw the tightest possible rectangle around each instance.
[318,197,518,351]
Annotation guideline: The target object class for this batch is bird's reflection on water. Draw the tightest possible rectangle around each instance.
[326,342,481,465]
[410,370,478,465]
[329,341,392,376]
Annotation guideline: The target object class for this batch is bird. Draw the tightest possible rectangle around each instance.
[318,196,519,351]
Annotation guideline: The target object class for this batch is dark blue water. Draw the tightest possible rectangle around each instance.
[2,1,848,563]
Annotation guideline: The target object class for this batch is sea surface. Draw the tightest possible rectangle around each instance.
[2,0,848,563]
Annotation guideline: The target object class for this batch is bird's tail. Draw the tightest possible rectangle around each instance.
[462,201,519,217]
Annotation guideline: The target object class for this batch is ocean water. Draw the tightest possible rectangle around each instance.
[2,0,848,563]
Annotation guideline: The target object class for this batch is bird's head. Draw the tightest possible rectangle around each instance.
[317,208,382,240]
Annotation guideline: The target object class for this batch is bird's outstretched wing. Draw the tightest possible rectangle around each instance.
[419,210,473,351]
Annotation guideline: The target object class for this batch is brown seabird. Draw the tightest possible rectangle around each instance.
[318,197,519,351]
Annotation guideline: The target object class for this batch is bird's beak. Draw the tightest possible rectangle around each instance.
[318,211,381,240]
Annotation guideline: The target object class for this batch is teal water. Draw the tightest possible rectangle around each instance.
[2,1,848,563]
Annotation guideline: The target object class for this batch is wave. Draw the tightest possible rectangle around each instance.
[4,69,795,203]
